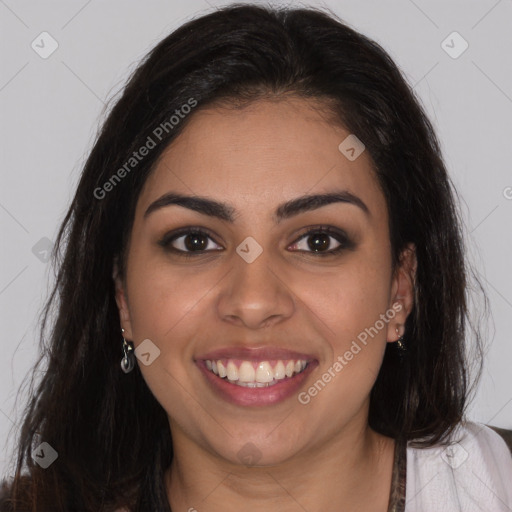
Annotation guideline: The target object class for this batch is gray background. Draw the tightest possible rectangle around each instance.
[1,0,511,477]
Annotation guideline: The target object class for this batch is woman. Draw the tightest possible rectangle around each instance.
[1,4,511,511]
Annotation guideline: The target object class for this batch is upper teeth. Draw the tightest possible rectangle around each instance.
[205,359,308,385]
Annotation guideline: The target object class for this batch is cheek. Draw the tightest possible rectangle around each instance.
[123,256,208,415]
[125,252,209,342]
[298,250,392,406]
[304,256,392,344]
[298,265,391,427]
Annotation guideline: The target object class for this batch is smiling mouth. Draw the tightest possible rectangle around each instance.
[204,358,309,387]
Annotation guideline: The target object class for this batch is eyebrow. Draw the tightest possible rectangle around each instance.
[143,190,370,223]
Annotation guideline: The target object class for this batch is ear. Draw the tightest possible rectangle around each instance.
[113,256,134,340]
[386,243,417,342]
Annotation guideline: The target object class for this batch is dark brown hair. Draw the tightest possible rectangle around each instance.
[0,4,485,511]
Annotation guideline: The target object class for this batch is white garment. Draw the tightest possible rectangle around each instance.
[405,422,512,511]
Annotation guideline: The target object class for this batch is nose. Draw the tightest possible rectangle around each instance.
[216,246,295,330]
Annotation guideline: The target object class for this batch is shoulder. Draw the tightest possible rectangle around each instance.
[488,424,512,454]
[455,422,512,461]
[405,422,512,511]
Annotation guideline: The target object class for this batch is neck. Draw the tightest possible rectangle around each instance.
[165,422,395,512]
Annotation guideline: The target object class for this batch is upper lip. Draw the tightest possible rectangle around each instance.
[196,346,317,362]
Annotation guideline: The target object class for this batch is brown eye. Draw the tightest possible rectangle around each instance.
[179,232,209,251]
[288,226,354,256]
[158,228,223,257]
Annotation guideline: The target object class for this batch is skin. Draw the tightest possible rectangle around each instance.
[114,96,416,512]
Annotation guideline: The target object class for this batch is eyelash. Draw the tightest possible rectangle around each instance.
[157,225,354,259]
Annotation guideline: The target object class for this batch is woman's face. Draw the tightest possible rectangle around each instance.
[115,97,415,466]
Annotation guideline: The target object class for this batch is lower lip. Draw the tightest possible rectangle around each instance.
[196,360,318,407]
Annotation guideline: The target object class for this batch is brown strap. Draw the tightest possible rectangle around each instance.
[488,425,512,456]
[387,438,406,512]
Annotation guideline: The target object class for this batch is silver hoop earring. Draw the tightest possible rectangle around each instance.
[120,329,135,373]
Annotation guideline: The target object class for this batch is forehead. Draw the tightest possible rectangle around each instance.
[137,97,387,222]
